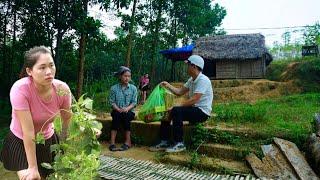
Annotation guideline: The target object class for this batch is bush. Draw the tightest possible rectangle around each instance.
[296,58,320,92]
[266,62,288,81]
[0,99,11,121]
[266,57,320,92]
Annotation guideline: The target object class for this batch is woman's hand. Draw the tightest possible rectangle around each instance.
[19,167,41,180]
[93,128,102,138]
[116,107,124,113]
[121,107,130,113]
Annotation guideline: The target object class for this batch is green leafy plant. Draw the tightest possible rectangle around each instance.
[35,95,102,179]
[188,151,200,169]
[190,123,210,149]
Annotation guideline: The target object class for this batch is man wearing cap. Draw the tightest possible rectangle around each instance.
[150,55,213,153]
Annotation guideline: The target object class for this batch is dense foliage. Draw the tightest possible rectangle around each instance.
[0,0,226,105]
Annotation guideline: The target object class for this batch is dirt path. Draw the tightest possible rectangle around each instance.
[0,164,18,180]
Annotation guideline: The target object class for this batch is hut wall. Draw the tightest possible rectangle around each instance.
[216,61,237,78]
[215,59,264,79]
[252,58,265,77]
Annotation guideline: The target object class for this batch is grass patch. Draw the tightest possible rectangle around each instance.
[209,93,320,147]
[266,57,320,92]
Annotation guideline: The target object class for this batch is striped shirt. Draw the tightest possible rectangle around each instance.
[109,83,137,112]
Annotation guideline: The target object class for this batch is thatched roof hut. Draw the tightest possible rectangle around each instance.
[193,33,272,79]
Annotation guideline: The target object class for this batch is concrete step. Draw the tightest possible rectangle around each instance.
[159,152,252,175]
[198,143,249,161]
[98,118,195,145]
[97,117,272,145]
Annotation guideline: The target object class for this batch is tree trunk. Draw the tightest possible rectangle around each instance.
[151,0,164,83]
[55,30,63,76]
[76,32,87,100]
[138,42,145,76]
[76,0,88,99]
[54,0,66,77]
[9,2,16,83]
[125,0,137,67]
[1,0,9,97]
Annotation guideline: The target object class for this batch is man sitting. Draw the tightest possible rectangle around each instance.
[150,55,213,153]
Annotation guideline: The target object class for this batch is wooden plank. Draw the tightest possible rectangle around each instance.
[246,153,270,178]
[261,144,298,180]
[274,137,319,180]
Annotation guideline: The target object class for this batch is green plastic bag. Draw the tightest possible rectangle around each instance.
[138,85,174,123]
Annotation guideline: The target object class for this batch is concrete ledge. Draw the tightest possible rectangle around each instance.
[97,118,194,145]
[198,143,248,161]
[159,153,252,174]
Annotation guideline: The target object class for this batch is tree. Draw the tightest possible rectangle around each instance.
[282,31,291,46]
[303,22,320,45]
[125,0,138,67]
[170,0,226,44]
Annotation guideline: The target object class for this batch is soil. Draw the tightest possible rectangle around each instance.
[0,163,18,180]
[172,79,301,103]
[100,142,157,162]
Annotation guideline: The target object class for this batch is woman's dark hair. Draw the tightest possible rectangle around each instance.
[19,46,52,78]
[115,66,131,76]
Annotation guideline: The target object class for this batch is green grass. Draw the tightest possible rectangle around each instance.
[209,93,320,147]
[266,57,320,92]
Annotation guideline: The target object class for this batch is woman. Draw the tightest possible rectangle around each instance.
[139,73,150,104]
[109,66,137,151]
[0,46,72,179]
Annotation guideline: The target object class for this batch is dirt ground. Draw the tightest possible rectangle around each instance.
[214,79,301,103]
[100,141,157,162]
[174,79,301,103]
[0,163,18,180]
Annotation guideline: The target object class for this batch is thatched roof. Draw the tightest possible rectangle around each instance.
[193,33,272,64]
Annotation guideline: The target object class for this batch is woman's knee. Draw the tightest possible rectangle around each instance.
[123,120,131,131]
[111,119,121,130]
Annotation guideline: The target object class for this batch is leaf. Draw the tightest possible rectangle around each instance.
[84,111,96,120]
[50,144,61,153]
[41,162,53,170]
[56,168,73,173]
[35,132,45,145]
[53,116,62,134]
[78,94,85,105]
[90,120,102,130]
[82,98,93,110]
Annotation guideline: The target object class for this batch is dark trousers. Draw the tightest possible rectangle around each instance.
[160,106,209,143]
[111,110,135,131]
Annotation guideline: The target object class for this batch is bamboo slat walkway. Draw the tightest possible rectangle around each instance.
[98,156,258,180]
